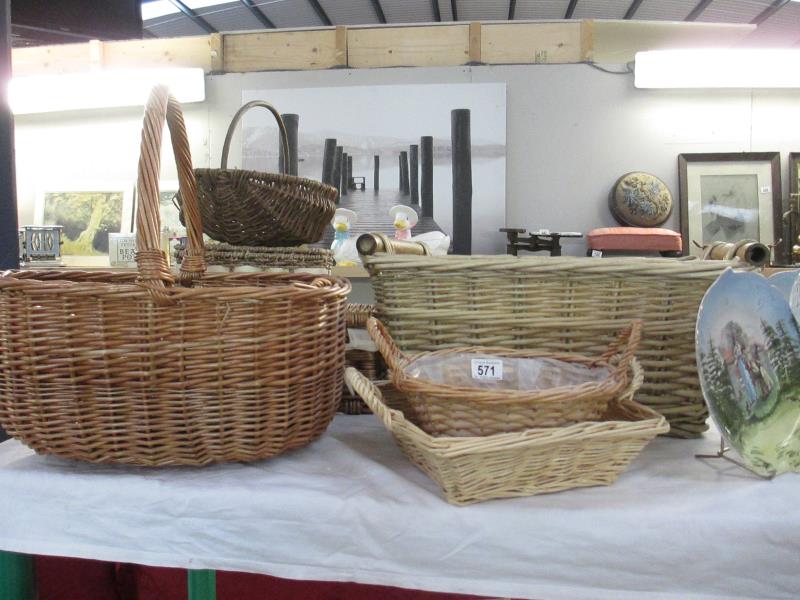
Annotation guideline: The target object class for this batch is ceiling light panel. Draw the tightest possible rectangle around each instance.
[455,0,508,20]
[697,0,775,23]
[318,0,380,25]
[634,0,699,21]
[255,0,323,28]
[513,0,570,20]
[572,0,633,19]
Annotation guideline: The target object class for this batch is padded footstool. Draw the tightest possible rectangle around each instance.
[587,227,683,257]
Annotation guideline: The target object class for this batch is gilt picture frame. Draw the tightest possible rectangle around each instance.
[678,152,783,263]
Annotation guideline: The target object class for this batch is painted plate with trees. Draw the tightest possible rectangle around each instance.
[696,269,800,476]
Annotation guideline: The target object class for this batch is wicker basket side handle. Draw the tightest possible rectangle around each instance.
[345,367,404,430]
[367,317,410,371]
[137,85,206,302]
[599,319,643,377]
[220,100,290,174]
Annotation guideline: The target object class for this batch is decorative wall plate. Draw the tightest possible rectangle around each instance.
[768,270,800,301]
[608,171,673,227]
[697,269,800,476]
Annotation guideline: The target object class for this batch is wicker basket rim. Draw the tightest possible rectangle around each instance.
[362,254,750,277]
[0,271,351,299]
[194,167,339,192]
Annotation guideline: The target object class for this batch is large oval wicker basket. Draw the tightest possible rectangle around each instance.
[189,100,338,246]
[0,86,350,466]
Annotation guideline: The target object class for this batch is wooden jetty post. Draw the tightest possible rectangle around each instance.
[451,109,472,255]
[322,138,337,184]
[409,144,419,205]
[347,155,354,189]
[420,136,433,218]
[374,155,380,191]
[279,113,299,176]
[400,151,409,195]
[341,151,349,196]
[332,145,343,200]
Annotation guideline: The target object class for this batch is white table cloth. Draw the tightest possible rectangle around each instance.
[0,415,798,600]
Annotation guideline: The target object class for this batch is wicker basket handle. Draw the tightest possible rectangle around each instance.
[599,319,642,378]
[220,100,290,174]
[344,367,403,430]
[367,317,410,371]
[137,85,206,302]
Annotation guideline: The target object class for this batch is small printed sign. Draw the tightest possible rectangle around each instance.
[471,358,503,381]
[108,233,137,267]
[591,250,603,258]
[760,186,771,194]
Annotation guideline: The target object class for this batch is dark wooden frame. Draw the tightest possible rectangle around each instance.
[678,152,783,263]
[789,152,800,262]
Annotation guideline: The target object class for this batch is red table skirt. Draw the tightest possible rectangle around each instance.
[36,556,492,600]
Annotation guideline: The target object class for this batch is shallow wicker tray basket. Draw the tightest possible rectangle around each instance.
[345,363,668,505]
[364,254,749,438]
[0,86,350,467]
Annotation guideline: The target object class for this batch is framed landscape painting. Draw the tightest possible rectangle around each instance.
[678,152,783,262]
[34,182,134,267]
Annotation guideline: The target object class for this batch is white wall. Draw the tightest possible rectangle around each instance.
[13,63,800,256]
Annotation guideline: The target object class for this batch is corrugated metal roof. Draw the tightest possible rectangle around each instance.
[140,0,800,43]
[513,0,570,20]
[382,0,437,24]
[319,0,381,25]
[255,0,324,28]
[572,0,634,19]
[634,0,698,21]
[197,2,264,31]
[697,0,775,23]
[457,0,510,21]
[742,2,800,45]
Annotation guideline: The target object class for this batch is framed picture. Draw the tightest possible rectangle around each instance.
[789,153,800,262]
[678,152,783,262]
[34,182,134,267]
[131,180,184,235]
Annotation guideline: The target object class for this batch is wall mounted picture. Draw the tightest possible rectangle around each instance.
[239,83,507,254]
[789,153,800,261]
[697,269,800,477]
[678,152,782,262]
[34,183,134,267]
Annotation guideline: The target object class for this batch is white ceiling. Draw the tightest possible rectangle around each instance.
[141,0,800,47]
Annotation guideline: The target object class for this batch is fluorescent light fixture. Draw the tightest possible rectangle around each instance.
[8,67,206,114]
[635,49,800,89]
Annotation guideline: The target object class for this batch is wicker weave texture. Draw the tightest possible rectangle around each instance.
[369,317,641,436]
[364,255,747,438]
[190,101,337,246]
[174,242,334,272]
[345,364,668,505]
[0,87,350,466]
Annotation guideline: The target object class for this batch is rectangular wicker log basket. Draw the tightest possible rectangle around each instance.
[363,254,748,438]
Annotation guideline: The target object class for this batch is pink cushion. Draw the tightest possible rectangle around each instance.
[587,227,682,252]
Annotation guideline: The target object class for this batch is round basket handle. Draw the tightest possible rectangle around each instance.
[599,319,642,377]
[136,85,206,302]
[367,317,410,371]
[220,100,290,174]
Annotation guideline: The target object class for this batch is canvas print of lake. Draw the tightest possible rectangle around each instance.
[697,269,800,476]
[240,83,506,254]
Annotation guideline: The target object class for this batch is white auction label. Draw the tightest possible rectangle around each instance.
[760,186,771,194]
[471,358,503,380]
